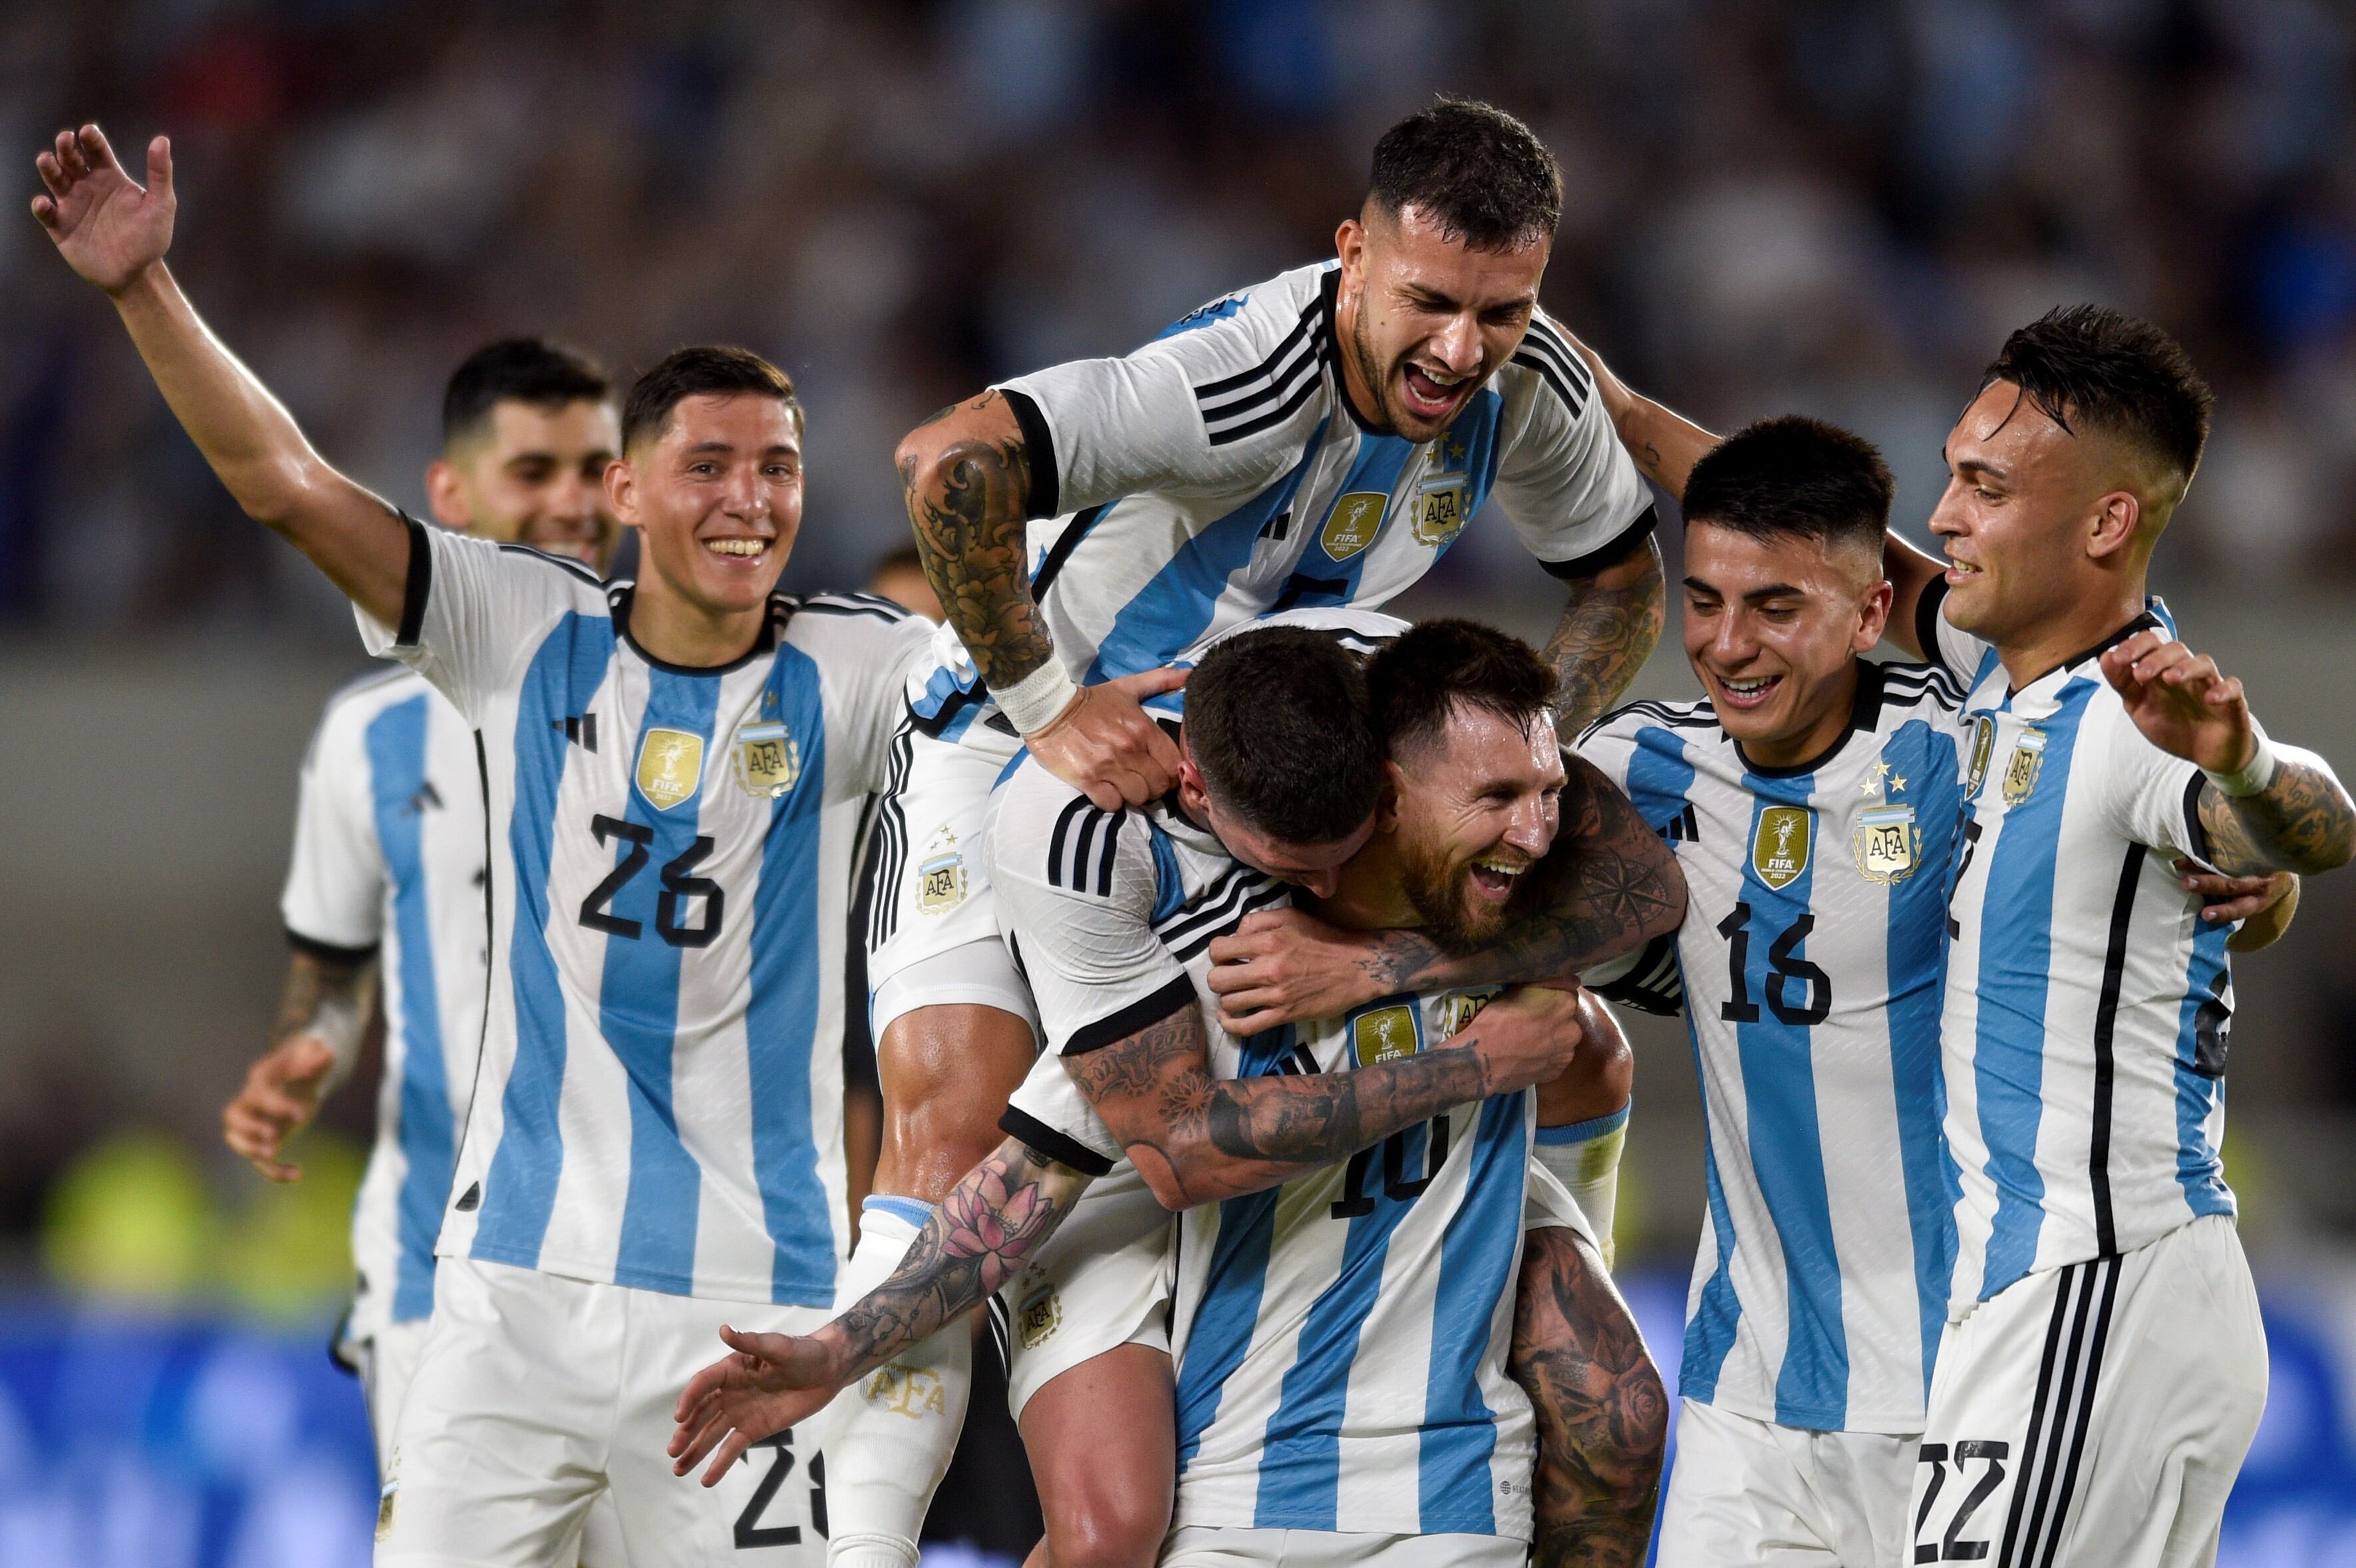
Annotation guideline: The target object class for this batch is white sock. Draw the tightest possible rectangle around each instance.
[1535,1102,1628,1269]
[825,1197,972,1568]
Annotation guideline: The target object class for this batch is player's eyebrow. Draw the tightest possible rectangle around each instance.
[1680,575,1726,596]
[1739,583,1805,604]
[1954,455,2009,485]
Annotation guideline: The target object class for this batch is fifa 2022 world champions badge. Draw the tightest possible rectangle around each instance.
[1751,805,1813,890]
[734,719,801,797]
[2003,727,2048,806]
[1321,492,1388,561]
[1350,1002,1423,1066]
[1965,714,1998,799]
[635,728,705,811]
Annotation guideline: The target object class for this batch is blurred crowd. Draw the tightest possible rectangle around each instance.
[5,0,2356,640]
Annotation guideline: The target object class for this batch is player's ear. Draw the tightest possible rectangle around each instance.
[2086,490,2139,561]
[424,459,470,531]
[606,452,642,527]
[1335,215,1366,283]
[1856,579,1893,654]
[1377,761,1406,831]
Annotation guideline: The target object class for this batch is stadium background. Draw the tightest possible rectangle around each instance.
[3,1,2355,1563]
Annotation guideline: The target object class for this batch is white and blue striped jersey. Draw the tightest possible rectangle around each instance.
[281,668,487,1339]
[1578,660,1970,1434]
[987,608,1578,1540]
[360,518,935,1305]
[1920,590,2236,1311]
[908,261,1652,743]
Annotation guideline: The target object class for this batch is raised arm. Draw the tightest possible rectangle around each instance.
[1880,531,1949,660]
[1210,754,1687,1032]
[897,393,1181,810]
[1568,334,1717,501]
[1068,981,1585,1211]
[33,126,410,625]
[2100,628,2356,876]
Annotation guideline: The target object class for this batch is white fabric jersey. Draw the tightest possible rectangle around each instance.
[283,667,487,1339]
[362,518,933,1305]
[903,261,1651,746]
[1578,660,1971,1434]
[1920,590,2236,1311]
[986,610,1566,1540]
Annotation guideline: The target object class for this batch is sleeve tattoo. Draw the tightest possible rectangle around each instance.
[823,1136,1092,1380]
[1545,541,1666,740]
[2196,761,2356,876]
[901,392,1054,688]
[272,948,377,1073]
[1065,1000,1501,1208]
[1511,1226,1668,1568]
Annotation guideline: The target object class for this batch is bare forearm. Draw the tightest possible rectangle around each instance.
[2200,755,2356,876]
[899,394,1055,688]
[1545,543,1666,740]
[270,949,376,1089]
[1612,394,1716,499]
[1511,1228,1667,1568]
[813,1136,1089,1386]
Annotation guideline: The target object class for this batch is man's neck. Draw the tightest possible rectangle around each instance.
[1328,281,1390,433]
[627,578,768,669]
[1316,829,1419,933]
[1736,660,1859,771]
[1996,579,2146,691]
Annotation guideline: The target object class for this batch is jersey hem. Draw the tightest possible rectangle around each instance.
[451,1243,839,1309]
[1171,1502,1525,1543]
[1681,1386,1928,1438]
[1956,1202,2238,1315]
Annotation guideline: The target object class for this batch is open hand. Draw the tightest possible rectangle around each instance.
[670,1326,845,1486]
[1208,906,1394,1033]
[1026,666,1188,811]
[2098,629,2254,775]
[221,1035,337,1181]
[1467,983,1588,1095]
[31,125,175,295]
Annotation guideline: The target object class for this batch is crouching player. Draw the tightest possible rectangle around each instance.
[674,617,1684,1566]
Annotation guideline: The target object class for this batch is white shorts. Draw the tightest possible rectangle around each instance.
[989,1167,1174,1419]
[345,1313,433,1476]
[378,1255,835,1568]
[1910,1214,2266,1568]
[1654,1398,1915,1567]
[863,696,1030,1039]
[1158,1525,1523,1568]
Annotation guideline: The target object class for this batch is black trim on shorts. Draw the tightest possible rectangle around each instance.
[1001,388,1060,523]
[1539,503,1658,580]
[998,1106,1116,1178]
[285,928,380,966]
[1065,974,1195,1055]
[395,511,432,648]
[2089,847,2145,1257]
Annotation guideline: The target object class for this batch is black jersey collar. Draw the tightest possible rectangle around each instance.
[611,585,787,677]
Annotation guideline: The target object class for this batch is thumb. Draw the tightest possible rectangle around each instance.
[1113,665,1189,700]
[148,136,173,198]
[285,1035,339,1082]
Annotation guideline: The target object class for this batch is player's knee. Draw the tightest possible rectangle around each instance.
[1042,1485,1168,1568]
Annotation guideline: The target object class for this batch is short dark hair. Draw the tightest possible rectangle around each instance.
[1980,305,2213,489]
[1683,416,1893,552]
[441,338,611,450]
[1187,627,1382,847]
[1370,620,1556,759]
[621,345,806,452]
[1368,98,1561,251]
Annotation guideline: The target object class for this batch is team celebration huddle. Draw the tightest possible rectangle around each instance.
[33,89,2356,1568]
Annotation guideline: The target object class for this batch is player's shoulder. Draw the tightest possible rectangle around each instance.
[776,590,930,666]
[1499,309,1601,427]
[1578,694,1721,751]
[1871,657,1972,721]
[1157,263,1338,451]
[988,755,1158,900]
[306,662,437,757]
[1185,605,1408,664]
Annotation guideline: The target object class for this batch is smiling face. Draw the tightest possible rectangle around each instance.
[1928,379,2148,650]
[1386,699,1565,952]
[429,398,621,568]
[1682,522,1889,767]
[1334,204,1549,442]
[607,392,802,622]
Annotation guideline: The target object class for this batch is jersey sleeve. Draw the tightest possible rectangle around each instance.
[997,289,1326,518]
[1914,578,1995,686]
[806,598,935,797]
[1486,317,1656,576]
[279,694,386,956]
[1000,1049,1123,1174]
[1569,714,1686,1014]
[1522,1160,1600,1247]
[355,517,595,722]
[988,766,1191,1058]
[2089,696,2207,859]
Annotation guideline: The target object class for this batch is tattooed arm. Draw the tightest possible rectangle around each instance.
[2196,763,2356,876]
[895,393,1183,809]
[222,945,377,1181]
[1210,753,1686,1033]
[1511,1225,1668,1568]
[1071,981,1586,1211]
[670,1135,1094,1482]
[1544,540,1667,741]
[1566,332,1717,501]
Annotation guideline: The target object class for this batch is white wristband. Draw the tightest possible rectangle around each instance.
[994,657,1080,736]
[2204,721,2277,798]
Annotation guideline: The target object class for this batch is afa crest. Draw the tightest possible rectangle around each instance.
[1853,803,1920,883]
[862,1362,948,1420]
[1965,716,1998,799]
[2003,729,2048,806]
[1016,1277,1064,1351]
[1413,477,1468,548]
[733,719,802,797]
[635,728,705,811]
[1321,492,1389,561]
[917,829,967,915]
[1433,989,1497,1042]
[1751,805,1813,890]
[1351,1003,1422,1066]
